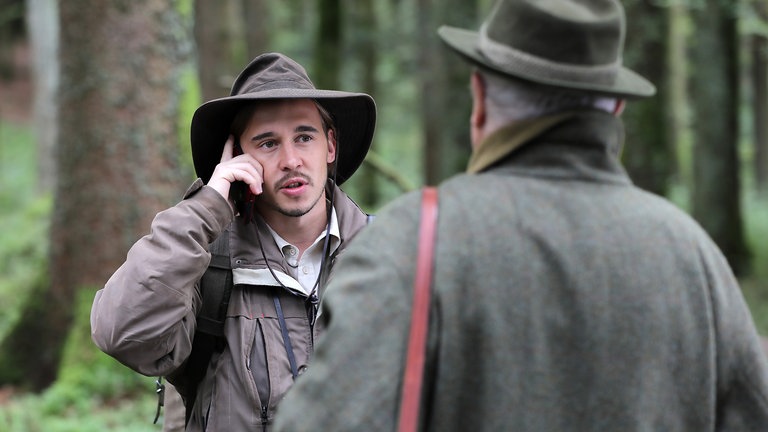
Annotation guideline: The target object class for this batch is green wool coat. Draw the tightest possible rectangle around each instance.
[273,111,768,431]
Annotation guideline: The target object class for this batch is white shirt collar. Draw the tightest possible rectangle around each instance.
[267,207,341,257]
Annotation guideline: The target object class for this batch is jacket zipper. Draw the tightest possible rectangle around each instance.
[261,405,269,432]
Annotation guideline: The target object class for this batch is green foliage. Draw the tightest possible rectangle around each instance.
[0,265,48,385]
[0,195,50,343]
[178,64,201,182]
[741,193,768,334]
[0,121,50,346]
[0,121,51,386]
[49,287,148,409]
[0,388,157,432]
[175,0,194,20]
[0,120,156,429]
[0,253,155,431]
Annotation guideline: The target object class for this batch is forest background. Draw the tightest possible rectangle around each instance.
[0,0,767,430]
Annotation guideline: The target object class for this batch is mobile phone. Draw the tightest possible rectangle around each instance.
[232,140,256,222]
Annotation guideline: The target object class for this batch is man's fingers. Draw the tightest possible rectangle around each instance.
[209,137,264,200]
[208,156,264,199]
[238,162,264,195]
[220,135,235,163]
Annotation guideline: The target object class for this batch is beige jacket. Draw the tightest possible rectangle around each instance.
[91,180,369,431]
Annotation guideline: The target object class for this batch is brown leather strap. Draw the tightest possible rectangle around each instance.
[398,187,438,432]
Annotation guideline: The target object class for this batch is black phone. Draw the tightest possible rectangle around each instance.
[232,140,256,222]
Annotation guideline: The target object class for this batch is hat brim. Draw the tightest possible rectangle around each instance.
[438,26,655,99]
[191,88,376,185]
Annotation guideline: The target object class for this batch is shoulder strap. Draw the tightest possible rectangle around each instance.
[195,233,233,337]
[180,231,233,425]
[397,187,438,432]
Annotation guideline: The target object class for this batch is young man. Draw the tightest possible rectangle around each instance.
[90,52,376,431]
[273,1,768,431]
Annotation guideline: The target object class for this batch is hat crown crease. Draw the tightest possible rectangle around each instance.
[479,0,625,86]
[231,54,316,96]
[237,77,316,96]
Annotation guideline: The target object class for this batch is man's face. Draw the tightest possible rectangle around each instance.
[238,99,336,220]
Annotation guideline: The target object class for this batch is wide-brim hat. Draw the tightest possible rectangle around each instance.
[191,53,376,185]
[437,0,655,99]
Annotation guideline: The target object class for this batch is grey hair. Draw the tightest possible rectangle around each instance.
[478,68,618,125]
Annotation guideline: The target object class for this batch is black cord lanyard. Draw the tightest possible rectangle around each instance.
[254,180,336,381]
[273,294,299,380]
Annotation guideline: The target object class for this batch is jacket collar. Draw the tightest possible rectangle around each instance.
[467,111,579,174]
[267,206,342,264]
[228,183,367,277]
[467,110,630,185]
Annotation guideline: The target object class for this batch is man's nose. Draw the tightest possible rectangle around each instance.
[279,144,301,170]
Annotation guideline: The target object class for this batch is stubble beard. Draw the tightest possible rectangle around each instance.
[273,178,325,218]
[277,192,322,218]
[260,170,329,218]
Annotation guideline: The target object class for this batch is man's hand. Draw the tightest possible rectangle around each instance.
[207,135,264,202]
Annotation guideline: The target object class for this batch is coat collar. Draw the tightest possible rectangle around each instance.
[228,183,368,278]
[467,110,630,185]
[467,111,579,173]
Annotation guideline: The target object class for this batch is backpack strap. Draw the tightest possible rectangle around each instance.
[195,233,233,338]
[180,230,233,425]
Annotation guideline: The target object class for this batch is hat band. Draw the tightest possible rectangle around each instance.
[478,23,620,86]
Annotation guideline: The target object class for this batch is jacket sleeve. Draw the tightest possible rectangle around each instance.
[704,240,768,430]
[90,181,234,377]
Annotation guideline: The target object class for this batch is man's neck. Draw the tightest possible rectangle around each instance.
[259,201,329,254]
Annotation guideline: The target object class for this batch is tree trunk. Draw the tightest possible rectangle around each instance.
[667,4,691,186]
[241,0,270,60]
[416,0,439,185]
[194,0,240,101]
[621,0,673,197]
[313,0,342,89]
[347,0,379,208]
[0,0,189,391]
[688,0,751,275]
[418,0,475,185]
[437,0,475,181]
[25,0,59,194]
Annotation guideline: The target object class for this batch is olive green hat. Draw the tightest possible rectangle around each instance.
[438,0,655,98]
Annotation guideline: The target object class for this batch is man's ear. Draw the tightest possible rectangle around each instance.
[471,71,486,128]
[613,99,626,116]
[470,71,487,147]
[326,129,337,164]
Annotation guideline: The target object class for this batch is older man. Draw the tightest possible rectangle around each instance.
[273,1,768,431]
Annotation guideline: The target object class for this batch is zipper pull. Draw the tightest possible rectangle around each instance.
[261,405,269,431]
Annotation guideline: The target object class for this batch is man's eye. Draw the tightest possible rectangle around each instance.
[297,134,313,143]
[259,140,276,149]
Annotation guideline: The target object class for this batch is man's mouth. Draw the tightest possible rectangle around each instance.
[284,181,304,189]
[278,174,310,191]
